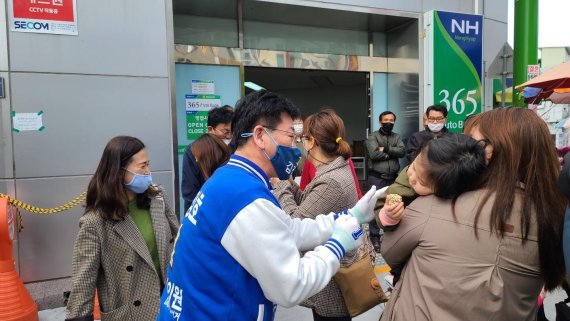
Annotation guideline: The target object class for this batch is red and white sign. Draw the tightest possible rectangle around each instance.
[527,64,540,81]
[11,0,77,35]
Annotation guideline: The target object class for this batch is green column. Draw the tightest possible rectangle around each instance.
[513,0,539,107]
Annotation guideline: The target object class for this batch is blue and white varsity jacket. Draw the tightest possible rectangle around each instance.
[157,155,341,321]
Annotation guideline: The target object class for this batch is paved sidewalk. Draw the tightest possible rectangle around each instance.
[38,304,384,321]
[39,288,566,321]
[36,253,569,321]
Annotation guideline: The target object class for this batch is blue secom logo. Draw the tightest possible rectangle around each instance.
[14,21,49,30]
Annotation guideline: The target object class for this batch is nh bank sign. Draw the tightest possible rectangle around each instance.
[451,19,480,35]
[423,10,483,133]
[10,0,78,35]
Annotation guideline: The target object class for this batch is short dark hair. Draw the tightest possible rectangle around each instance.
[207,105,234,127]
[418,133,486,199]
[379,111,396,122]
[425,104,448,117]
[232,90,299,147]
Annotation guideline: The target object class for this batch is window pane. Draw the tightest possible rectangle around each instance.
[174,15,238,48]
[373,32,387,57]
[244,21,368,56]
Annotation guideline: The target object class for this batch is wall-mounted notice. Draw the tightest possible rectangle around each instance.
[11,0,78,35]
[185,95,221,140]
[191,80,215,95]
[12,110,45,132]
[527,64,540,81]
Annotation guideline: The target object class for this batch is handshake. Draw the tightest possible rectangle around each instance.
[324,186,385,260]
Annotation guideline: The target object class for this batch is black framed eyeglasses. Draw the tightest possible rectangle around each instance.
[263,126,296,138]
[428,116,446,122]
[212,127,232,139]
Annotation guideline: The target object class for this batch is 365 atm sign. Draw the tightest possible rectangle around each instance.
[11,0,78,35]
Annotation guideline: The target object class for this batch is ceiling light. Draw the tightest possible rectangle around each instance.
[244,82,265,91]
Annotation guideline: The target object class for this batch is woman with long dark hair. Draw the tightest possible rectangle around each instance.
[190,133,230,180]
[380,108,567,321]
[65,136,179,321]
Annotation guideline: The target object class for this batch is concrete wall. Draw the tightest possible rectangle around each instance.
[0,0,175,308]
[481,0,508,111]
[541,47,570,69]
[277,0,480,15]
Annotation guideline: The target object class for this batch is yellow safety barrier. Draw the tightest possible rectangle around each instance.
[0,192,86,214]
[0,192,86,231]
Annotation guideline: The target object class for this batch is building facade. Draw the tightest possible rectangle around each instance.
[0,0,507,308]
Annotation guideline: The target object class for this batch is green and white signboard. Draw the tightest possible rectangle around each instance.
[423,10,483,132]
[185,94,222,140]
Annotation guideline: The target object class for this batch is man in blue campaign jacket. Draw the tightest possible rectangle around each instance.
[157,90,383,321]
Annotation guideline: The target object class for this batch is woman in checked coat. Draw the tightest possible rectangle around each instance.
[272,109,372,321]
[65,136,179,321]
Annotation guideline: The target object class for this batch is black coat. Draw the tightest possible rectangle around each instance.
[181,144,205,213]
[405,127,449,162]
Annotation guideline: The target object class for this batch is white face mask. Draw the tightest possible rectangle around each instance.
[222,139,231,145]
[427,122,444,132]
[293,124,303,135]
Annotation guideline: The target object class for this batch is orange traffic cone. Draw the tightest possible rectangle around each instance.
[0,197,38,321]
[94,289,101,320]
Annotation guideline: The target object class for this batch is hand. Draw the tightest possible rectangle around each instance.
[325,215,363,260]
[378,146,385,152]
[384,201,405,221]
[349,186,386,224]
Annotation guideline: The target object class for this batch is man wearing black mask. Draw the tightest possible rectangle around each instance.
[365,111,405,252]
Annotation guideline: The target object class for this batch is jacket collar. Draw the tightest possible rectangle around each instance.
[315,156,348,176]
[379,128,392,136]
[113,195,166,273]
[227,154,272,190]
[149,192,168,273]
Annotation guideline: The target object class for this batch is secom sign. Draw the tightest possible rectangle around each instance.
[13,21,49,30]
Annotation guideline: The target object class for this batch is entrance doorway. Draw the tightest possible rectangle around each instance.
[244,67,370,186]
[245,67,369,147]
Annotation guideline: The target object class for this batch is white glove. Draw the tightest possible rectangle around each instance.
[349,185,386,224]
[324,215,363,260]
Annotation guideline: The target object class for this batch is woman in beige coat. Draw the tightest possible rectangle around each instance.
[65,136,179,321]
[380,108,566,321]
[273,109,371,321]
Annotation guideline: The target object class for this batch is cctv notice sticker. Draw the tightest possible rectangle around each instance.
[11,0,78,35]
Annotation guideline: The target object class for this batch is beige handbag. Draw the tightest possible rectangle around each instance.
[333,251,388,317]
